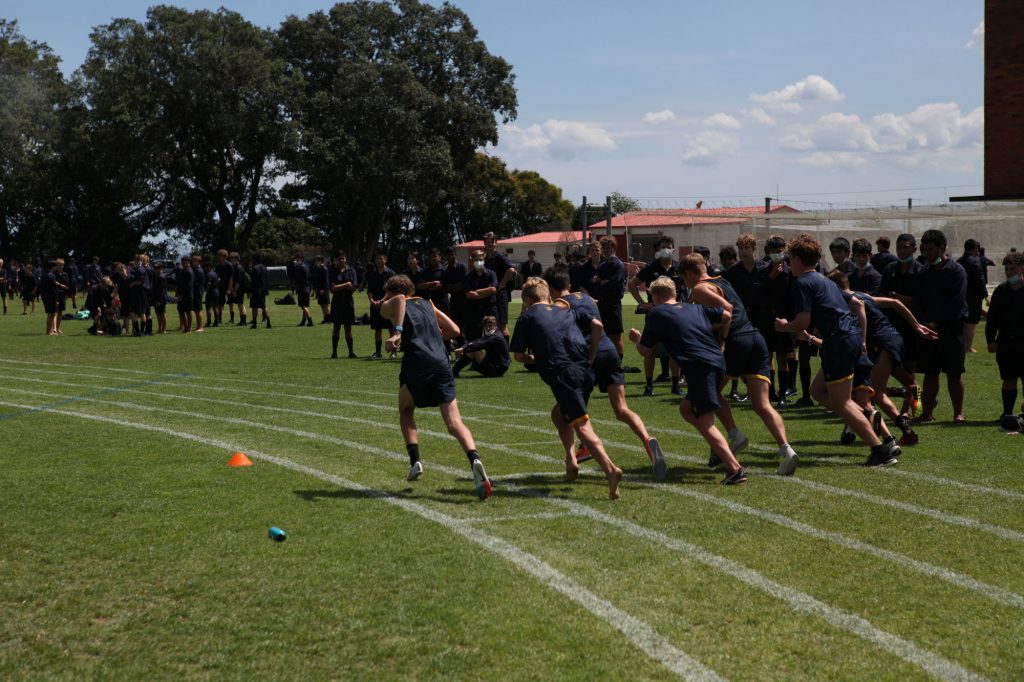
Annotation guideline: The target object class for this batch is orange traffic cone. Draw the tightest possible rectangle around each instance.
[228,451,253,467]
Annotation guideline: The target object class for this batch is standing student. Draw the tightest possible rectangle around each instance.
[175,256,194,333]
[328,252,358,358]
[214,249,234,326]
[152,261,168,334]
[191,255,206,333]
[520,250,542,280]
[754,235,796,405]
[54,258,70,335]
[629,276,748,484]
[986,251,1024,423]
[679,254,799,475]
[230,251,248,326]
[249,253,271,329]
[311,254,331,324]
[140,254,155,335]
[774,234,901,467]
[365,250,396,358]
[20,263,37,315]
[380,274,492,499]
[40,260,61,335]
[872,236,899,274]
[545,268,668,481]
[204,263,220,328]
[482,232,516,339]
[510,278,624,497]
[912,229,968,424]
[442,246,468,346]
[829,237,854,275]
[292,252,313,327]
[957,239,987,353]
[0,258,7,315]
[628,235,684,396]
[880,233,925,416]
[849,238,883,295]
[463,248,498,342]
[414,248,445,305]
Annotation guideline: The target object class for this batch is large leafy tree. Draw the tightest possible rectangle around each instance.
[278,0,517,256]
[79,5,298,253]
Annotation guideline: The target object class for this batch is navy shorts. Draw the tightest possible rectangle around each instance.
[297,289,311,308]
[250,292,266,309]
[471,361,508,378]
[681,363,724,416]
[331,298,355,325]
[42,296,57,315]
[996,342,1024,381]
[821,332,862,384]
[316,290,329,306]
[597,301,624,335]
[724,331,771,382]
[868,333,903,367]
[128,289,146,316]
[966,296,984,325]
[370,304,391,331]
[758,323,794,354]
[548,364,594,425]
[592,347,625,392]
[176,298,193,314]
[852,353,874,394]
[495,292,509,327]
[192,292,204,313]
[402,370,457,408]
[917,323,965,376]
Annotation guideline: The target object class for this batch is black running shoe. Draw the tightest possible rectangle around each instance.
[642,384,654,397]
[796,396,815,408]
[721,467,747,485]
[708,451,721,468]
[840,425,856,446]
[864,440,899,467]
[728,390,742,402]
[671,383,684,396]
[655,372,671,383]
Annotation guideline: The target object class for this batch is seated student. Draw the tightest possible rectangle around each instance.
[381,274,492,499]
[986,251,1024,426]
[678,253,799,476]
[827,270,936,447]
[452,315,510,378]
[85,276,115,334]
[88,307,123,336]
[774,234,901,467]
[510,277,624,498]
[629,276,747,484]
[544,268,668,481]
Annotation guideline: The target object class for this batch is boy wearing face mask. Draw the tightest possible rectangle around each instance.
[911,229,968,424]
[452,315,510,378]
[629,237,685,396]
[754,235,796,405]
[848,238,882,295]
[463,248,498,341]
[880,233,925,416]
[985,252,1024,423]
[829,237,854,275]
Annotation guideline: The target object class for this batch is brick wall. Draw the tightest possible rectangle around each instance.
[985,1,1024,197]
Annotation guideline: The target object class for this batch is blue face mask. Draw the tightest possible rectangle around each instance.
[1009,274,1022,286]
[931,257,943,266]
[898,256,914,264]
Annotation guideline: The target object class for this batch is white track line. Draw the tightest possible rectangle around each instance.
[5,358,1017,502]
[0,401,719,681]
[460,512,576,524]
[0,396,992,681]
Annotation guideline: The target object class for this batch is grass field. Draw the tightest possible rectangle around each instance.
[1,295,1022,680]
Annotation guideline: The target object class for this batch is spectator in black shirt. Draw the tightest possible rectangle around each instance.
[849,238,882,295]
[452,315,510,378]
[880,233,926,416]
[249,252,271,329]
[291,252,313,327]
[519,250,542,281]
[694,246,720,277]
[84,256,103,288]
[986,252,1024,420]
[463,248,498,341]
[956,239,987,353]
[175,256,194,333]
[872,236,899,274]
[20,263,37,315]
[912,229,968,423]
[628,235,683,394]
[152,260,168,334]
[829,237,854,274]
[229,251,248,325]
[365,250,397,358]
[414,249,445,306]
[482,231,516,337]
[329,252,358,358]
[754,235,796,404]
[204,263,220,328]
[214,249,234,326]
[312,254,331,324]
[442,247,468,345]
[190,255,206,333]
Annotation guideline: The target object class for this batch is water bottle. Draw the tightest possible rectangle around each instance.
[268,526,287,542]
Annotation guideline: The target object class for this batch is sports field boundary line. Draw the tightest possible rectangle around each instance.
[0,396,993,682]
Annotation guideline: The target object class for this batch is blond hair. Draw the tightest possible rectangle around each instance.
[521,276,550,304]
[648,276,677,301]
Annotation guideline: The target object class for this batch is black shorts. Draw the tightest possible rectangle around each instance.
[232,290,247,305]
[966,296,984,325]
[153,300,167,315]
[127,289,146,316]
[316,290,330,306]
[42,296,57,314]
[331,298,355,325]
[495,292,509,327]
[192,293,204,313]
[917,323,965,376]
[820,332,862,384]
[370,304,391,331]
[592,346,625,392]
[997,342,1024,381]
[205,291,219,308]
[868,333,903,367]
[548,364,594,425]
[471,361,508,378]
[22,289,34,302]
[176,299,193,314]
[402,370,457,408]
[297,289,311,307]
[798,339,819,357]
[681,363,724,416]
[0,282,7,297]
[250,292,266,310]
[724,332,771,382]
[215,292,227,308]
[597,300,624,335]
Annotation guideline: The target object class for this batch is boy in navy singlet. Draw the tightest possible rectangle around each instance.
[509,278,624,498]
[381,275,492,500]
[629,277,747,484]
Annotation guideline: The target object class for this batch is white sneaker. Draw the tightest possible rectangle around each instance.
[777,443,799,476]
[646,437,668,481]
[406,461,423,481]
[472,459,492,500]
[728,431,749,454]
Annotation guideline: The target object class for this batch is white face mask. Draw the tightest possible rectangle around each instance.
[769,252,785,263]
[473,260,484,271]
[656,248,673,260]
[483,327,497,336]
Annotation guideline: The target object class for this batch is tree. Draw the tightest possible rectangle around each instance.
[278,0,517,256]
[79,6,298,254]
[572,190,642,231]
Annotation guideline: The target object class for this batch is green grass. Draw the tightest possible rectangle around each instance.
[0,295,1022,680]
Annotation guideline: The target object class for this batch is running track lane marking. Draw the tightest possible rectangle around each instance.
[0,397,990,682]
[0,400,721,682]
[0,374,190,422]
[5,359,1019,502]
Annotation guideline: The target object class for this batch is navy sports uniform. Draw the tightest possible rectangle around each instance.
[634,259,685,302]
[458,332,510,377]
[152,271,167,314]
[215,260,234,306]
[329,265,358,325]
[175,266,194,313]
[880,259,924,367]
[845,291,904,366]
[399,297,456,407]
[849,264,883,295]
[463,266,498,340]
[293,262,311,308]
[442,260,468,328]
[956,253,988,324]
[639,302,727,416]
[232,261,247,303]
[591,255,626,335]
[191,265,205,314]
[754,257,794,354]
[700,276,771,383]
[791,271,862,383]
[484,250,515,327]
[205,270,220,309]
[312,262,330,306]
[250,264,269,309]
[985,281,1024,381]
[510,302,596,425]
[912,258,967,376]
[560,291,623,392]
[366,266,396,330]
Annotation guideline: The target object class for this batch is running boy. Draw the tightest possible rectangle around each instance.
[381,274,492,499]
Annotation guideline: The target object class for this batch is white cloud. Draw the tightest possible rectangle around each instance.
[796,152,867,171]
[966,21,984,50]
[681,131,740,166]
[643,109,676,125]
[501,119,617,160]
[750,75,843,113]
[704,113,742,129]
[743,108,776,126]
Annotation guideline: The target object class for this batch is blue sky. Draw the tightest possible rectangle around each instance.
[6,0,985,208]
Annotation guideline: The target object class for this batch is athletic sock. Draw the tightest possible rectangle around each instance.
[466,449,480,463]
[145,319,152,334]
[132,322,140,334]
[768,368,777,401]
[346,337,354,354]
[452,355,471,374]
[240,315,246,325]
[406,443,420,466]
[660,356,669,376]
[800,358,812,396]
[671,378,679,392]
[787,358,798,391]
[375,340,382,355]
[730,379,739,395]
[777,371,789,398]
[1002,388,1018,416]
[331,335,340,356]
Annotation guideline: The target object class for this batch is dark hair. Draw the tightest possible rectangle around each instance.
[443,246,455,255]
[921,229,947,249]
[657,236,675,249]
[694,245,711,260]
[542,266,571,292]
[851,238,872,256]
[829,237,850,252]
[766,235,786,251]
[428,248,440,257]
[374,249,388,259]
[875,236,891,249]
[896,233,916,246]
[335,251,347,259]
[964,238,980,252]
[527,250,536,257]
[251,252,262,264]
[827,269,850,290]
[718,245,737,261]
